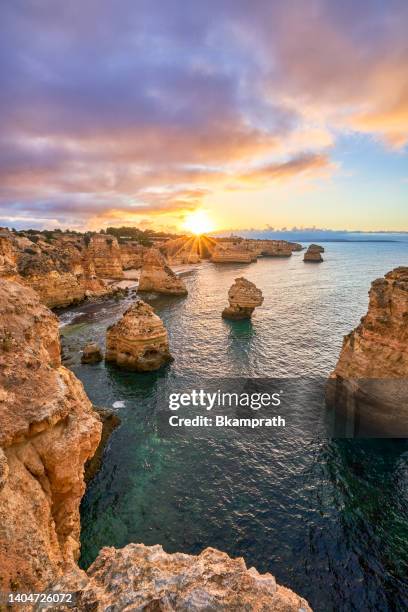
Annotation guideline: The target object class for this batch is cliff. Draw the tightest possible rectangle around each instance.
[327,267,408,434]
[138,248,188,295]
[222,277,264,320]
[0,279,101,590]
[211,245,254,263]
[49,543,312,611]
[106,300,172,371]
[119,242,146,269]
[86,235,124,279]
[0,234,18,279]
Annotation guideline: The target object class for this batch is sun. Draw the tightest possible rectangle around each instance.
[183,210,213,235]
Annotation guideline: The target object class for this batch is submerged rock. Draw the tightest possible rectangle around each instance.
[138,248,188,295]
[105,300,172,371]
[222,277,264,320]
[303,244,324,262]
[0,279,101,590]
[326,267,408,434]
[81,342,103,364]
[48,543,312,611]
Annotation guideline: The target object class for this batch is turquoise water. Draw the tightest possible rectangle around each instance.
[60,241,408,611]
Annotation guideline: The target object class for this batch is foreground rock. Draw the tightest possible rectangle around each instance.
[327,267,408,434]
[49,543,312,611]
[106,300,172,371]
[304,244,324,262]
[138,248,188,294]
[0,280,101,590]
[81,343,103,364]
[222,277,264,320]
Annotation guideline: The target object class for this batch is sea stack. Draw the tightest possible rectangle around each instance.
[304,244,324,262]
[326,267,408,434]
[105,300,172,371]
[222,277,264,320]
[138,248,188,295]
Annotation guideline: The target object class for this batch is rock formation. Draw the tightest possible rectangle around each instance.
[49,543,312,611]
[304,244,324,262]
[211,244,254,263]
[86,234,124,279]
[0,234,18,279]
[222,277,264,320]
[0,279,101,590]
[138,248,188,295]
[119,242,147,269]
[81,343,103,364]
[105,300,172,371]
[259,240,292,257]
[327,267,408,435]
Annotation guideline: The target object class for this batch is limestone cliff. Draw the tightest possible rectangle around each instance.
[138,248,188,295]
[222,277,264,320]
[0,234,18,279]
[15,236,110,308]
[119,242,147,269]
[86,235,124,279]
[0,279,101,590]
[327,267,408,434]
[106,300,172,371]
[49,544,312,611]
[211,245,254,263]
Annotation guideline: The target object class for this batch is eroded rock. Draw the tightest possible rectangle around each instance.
[48,543,312,611]
[81,343,103,364]
[138,248,188,294]
[222,277,264,320]
[0,280,101,590]
[303,244,324,262]
[105,300,172,371]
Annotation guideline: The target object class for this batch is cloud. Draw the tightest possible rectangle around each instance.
[0,0,406,229]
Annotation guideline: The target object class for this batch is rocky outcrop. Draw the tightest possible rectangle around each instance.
[138,248,188,295]
[106,300,172,371]
[49,543,312,611]
[119,242,147,270]
[303,244,324,262]
[15,236,111,308]
[211,245,254,263]
[86,234,124,279]
[0,279,101,590]
[0,234,18,279]
[259,240,292,257]
[327,267,408,434]
[222,277,264,320]
[81,343,103,364]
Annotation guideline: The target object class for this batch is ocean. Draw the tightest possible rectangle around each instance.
[60,239,408,612]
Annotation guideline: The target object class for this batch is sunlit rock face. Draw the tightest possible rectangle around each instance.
[138,248,188,294]
[211,244,254,263]
[105,300,172,371]
[258,240,293,257]
[86,234,124,279]
[119,242,147,269]
[327,267,408,434]
[303,244,324,262]
[48,544,312,611]
[15,236,110,308]
[0,234,18,279]
[0,279,101,590]
[222,277,264,320]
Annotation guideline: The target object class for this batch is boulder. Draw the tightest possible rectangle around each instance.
[81,343,103,364]
[304,244,324,262]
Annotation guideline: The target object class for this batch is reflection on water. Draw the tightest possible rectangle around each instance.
[59,241,408,612]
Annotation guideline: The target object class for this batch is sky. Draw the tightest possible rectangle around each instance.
[0,0,407,232]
